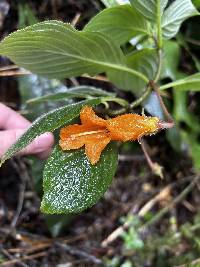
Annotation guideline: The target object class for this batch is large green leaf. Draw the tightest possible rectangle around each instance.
[0,98,101,166]
[160,73,200,91]
[27,86,115,104]
[84,5,149,45]
[0,20,148,92]
[41,144,118,214]
[130,0,168,21]
[162,0,199,39]
[109,49,157,93]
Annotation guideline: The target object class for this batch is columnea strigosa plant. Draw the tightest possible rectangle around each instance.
[0,0,199,214]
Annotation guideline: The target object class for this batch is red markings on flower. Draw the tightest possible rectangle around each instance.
[59,106,160,165]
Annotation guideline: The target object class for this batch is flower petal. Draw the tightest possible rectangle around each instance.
[59,124,105,151]
[80,106,106,127]
[85,133,111,165]
[106,114,159,141]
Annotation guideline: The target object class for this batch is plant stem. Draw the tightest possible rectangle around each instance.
[130,86,151,109]
[159,79,190,90]
[149,80,174,123]
[154,48,163,82]
[102,96,129,107]
[106,86,152,116]
[157,0,163,49]
[107,107,127,116]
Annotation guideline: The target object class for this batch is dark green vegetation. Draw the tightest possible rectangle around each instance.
[0,0,200,266]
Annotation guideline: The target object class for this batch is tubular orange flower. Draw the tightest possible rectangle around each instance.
[59,106,166,165]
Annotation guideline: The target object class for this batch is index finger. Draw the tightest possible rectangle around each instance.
[0,103,30,130]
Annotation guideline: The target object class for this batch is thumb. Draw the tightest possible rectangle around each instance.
[0,129,54,159]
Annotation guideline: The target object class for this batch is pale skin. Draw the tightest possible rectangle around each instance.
[0,103,54,159]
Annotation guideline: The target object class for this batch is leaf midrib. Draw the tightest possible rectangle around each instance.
[2,45,149,82]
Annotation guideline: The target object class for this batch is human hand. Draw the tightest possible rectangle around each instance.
[0,103,54,159]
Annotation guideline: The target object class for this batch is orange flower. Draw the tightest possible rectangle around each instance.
[59,106,161,165]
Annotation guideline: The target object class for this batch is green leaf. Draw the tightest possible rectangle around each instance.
[0,98,101,166]
[100,0,129,7]
[182,132,200,170]
[27,86,115,104]
[173,90,199,132]
[84,5,149,45]
[19,74,70,120]
[193,0,200,8]
[41,144,118,214]
[45,214,74,237]
[100,0,119,7]
[18,3,38,28]
[162,0,199,39]
[109,49,157,93]
[130,0,168,21]
[0,20,148,92]
[160,73,200,91]
[162,40,181,80]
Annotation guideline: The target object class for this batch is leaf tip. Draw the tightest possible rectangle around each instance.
[40,200,50,214]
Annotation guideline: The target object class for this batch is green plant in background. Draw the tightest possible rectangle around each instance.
[120,215,144,251]
[0,0,199,214]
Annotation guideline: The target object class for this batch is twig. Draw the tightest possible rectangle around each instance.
[141,174,200,229]
[56,242,103,266]
[140,139,164,178]
[10,158,31,229]
[0,65,18,71]
[101,175,196,246]
[138,185,171,217]
[0,70,30,76]
[0,252,46,266]
[0,246,28,267]
[101,222,129,247]
[71,13,81,27]
[175,258,200,267]
[185,37,200,46]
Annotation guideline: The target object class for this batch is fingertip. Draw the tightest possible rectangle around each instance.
[34,132,54,152]
[20,132,54,157]
[35,133,54,159]
[37,132,54,147]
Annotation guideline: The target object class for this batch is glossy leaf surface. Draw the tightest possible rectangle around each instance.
[41,144,118,214]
